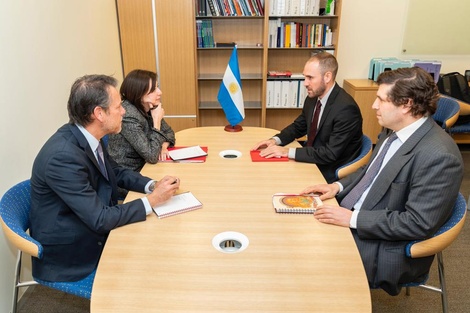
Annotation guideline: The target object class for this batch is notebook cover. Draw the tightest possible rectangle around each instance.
[250,150,289,162]
[272,193,322,214]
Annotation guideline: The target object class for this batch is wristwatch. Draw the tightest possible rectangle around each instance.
[149,181,156,192]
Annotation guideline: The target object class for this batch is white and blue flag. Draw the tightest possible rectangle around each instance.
[217,47,245,126]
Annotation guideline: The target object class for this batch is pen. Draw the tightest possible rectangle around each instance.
[171,178,178,185]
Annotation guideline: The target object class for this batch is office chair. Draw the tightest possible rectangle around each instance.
[403,192,467,313]
[432,95,460,131]
[0,179,95,313]
[335,135,373,180]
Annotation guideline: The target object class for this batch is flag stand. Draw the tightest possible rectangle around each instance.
[224,125,243,132]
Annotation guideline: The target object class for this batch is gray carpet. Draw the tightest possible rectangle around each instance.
[16,147,470,313]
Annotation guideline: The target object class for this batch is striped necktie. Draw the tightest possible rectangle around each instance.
[340,133,398,210]
[96,143,108,180]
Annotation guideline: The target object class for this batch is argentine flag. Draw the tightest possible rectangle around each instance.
[217,47,245,126]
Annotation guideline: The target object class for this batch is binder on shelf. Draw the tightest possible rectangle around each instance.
[266,81,274,108]
[273,80,282,107]
[281,80,290,107]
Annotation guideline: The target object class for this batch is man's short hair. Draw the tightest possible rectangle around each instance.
[309,51,338,79]
[67,75,118,126]
[377,67,439,117]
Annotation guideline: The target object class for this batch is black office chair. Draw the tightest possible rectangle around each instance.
[402,193,467,313]
[0,179,95,313]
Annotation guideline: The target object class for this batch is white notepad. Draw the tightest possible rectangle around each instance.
[167,145,207,161]
[153,192,203,218]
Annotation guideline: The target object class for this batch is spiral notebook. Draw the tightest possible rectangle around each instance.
[153,192,203,218]
[272,193,322,214]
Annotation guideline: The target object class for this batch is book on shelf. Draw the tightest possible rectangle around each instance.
[270,0,321,16]
[164,146,208,163]
[153,191,203,218]
[196,19,215,48]
[215,42,237,47]
[268,70,292,78]
[199,0,263,16]
[272,193,322,214]
[268,19,333,48]
[250,150,288,162]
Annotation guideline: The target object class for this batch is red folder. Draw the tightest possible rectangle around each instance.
[250,150,289,162]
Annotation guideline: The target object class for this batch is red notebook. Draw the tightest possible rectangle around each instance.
[250,150,289,162]
[163,146,208,163]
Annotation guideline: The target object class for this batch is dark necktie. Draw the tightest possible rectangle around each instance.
[306,100,322,146]
[340,133,398,210]
[96,143,108,180]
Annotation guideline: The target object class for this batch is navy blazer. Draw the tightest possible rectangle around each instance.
[275,83,363,183]
[338,118,463,295]
[30,124,151,282]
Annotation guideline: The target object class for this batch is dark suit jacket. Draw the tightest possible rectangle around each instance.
[30,124,151,282]
[275,84,363,183]
[338,118,463,295]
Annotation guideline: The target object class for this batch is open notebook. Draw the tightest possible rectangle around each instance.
[153,192,203,218]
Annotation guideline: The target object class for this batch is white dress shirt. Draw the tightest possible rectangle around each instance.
[345,117,428,228]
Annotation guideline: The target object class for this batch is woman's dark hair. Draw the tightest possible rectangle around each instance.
[120,69,158,114]
[377,67,439,117]
[67,74,118,126]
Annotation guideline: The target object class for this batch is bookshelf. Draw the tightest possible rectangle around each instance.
[116,0,342,130]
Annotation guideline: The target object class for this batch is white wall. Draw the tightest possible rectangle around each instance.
[0,1,123,312]
[336,0,470,89]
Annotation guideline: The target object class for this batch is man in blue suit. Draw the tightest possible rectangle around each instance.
[30,75,180,282]
[302,67,463,295]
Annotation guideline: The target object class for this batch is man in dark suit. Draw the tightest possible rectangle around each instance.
[30,75,180,282]
[302,67,464,295]
[252,52,363,183]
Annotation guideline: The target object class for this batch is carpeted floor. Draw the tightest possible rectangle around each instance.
[16,147,470,313]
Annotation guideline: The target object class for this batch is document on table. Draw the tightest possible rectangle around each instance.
[167,145,208,161]
[153,191,203,218]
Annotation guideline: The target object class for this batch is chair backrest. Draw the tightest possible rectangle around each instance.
[406,193,467,258]
[433,95,460,130]
[0,179,43,258]
[335,135,373,180]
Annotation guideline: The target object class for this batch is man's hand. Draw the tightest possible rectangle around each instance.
[147,175,180,207]
[300,183,339,201]
[258,145,289,158]
[314,204,352,227]
[251,138,277,151]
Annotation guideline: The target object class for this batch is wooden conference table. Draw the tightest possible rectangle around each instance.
[91,127,371,312]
